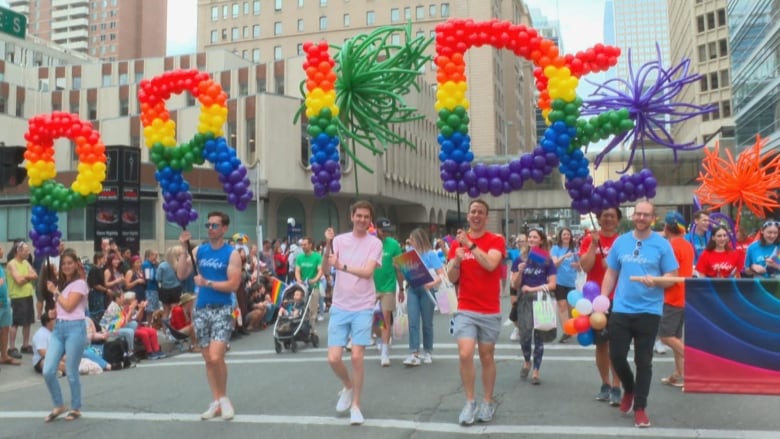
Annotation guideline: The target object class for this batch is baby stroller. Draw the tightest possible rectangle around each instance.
[273,283,320,353]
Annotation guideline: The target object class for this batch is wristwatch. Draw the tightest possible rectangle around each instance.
[469,242,477,250]
[206,280,213,288]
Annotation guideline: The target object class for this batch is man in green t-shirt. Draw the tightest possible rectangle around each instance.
[373,218,405,367]
[295,236,324,332]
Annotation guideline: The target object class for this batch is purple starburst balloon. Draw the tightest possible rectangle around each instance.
[581,44,716,172]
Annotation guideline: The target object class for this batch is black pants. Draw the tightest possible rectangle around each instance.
[608,312,660,410]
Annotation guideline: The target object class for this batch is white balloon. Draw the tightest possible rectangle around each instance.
[575,298,593,315]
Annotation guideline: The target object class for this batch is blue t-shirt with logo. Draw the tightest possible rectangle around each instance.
[196,243,235,307]
[744,241,779,278]
[551,245,578,288]
[606,231,679,316]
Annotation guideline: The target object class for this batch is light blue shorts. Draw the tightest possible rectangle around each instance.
[0,304,11,327]
[327,307,373,347]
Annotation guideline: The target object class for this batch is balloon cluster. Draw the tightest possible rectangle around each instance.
[561,281,612,346]
[302,41,342,198]
[300,24,432,197]
[435,18,705,214]
[139,69,252,228]
[24,112,107,258]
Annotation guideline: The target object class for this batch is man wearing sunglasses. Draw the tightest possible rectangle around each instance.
[177,211,242,421]
[599,201,679,429]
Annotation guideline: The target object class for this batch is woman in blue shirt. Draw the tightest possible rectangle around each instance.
[744,220,780,278]
[551,228,579,343]
[402,228,444,367]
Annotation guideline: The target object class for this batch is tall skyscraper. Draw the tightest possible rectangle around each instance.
[605,0,670,81]
[728,0,778,151]
[8,0,167,61]
[667,0,733,149]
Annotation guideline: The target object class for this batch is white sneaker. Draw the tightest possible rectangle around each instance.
[201,400,221,420]
[654,340,669,354]
[350,406,364,425]
[503,318,514,327]
[380,352,390,367]
[509,327,520,341]
[422,352,433,364]
[336,387,353,412]
[219,396,234,420]
[403,353,421,366]
[317,314,325,321]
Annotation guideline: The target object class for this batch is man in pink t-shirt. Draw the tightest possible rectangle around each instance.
[322,200,383,426]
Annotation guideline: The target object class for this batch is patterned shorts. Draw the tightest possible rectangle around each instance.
[193,305,234,348]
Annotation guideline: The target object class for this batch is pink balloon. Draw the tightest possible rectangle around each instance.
[592,295,611,313]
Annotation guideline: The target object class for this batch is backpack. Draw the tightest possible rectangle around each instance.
[102,336,132,370]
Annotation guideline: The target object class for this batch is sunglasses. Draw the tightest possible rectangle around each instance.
[633,240,642,257]
[205,222,222,230]
[762,220,780,229]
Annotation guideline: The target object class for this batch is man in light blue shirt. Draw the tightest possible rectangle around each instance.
[600,201,679,429]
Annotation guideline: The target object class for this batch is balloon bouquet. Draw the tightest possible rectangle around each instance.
[561,281,612,346]
[24,112,107,259]
[138,69,253,229]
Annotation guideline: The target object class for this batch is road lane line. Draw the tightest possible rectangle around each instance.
[0,411,774,438]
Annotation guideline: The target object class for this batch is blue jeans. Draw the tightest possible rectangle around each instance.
[116,321,137,351]
[82,348,109,370]
[43,319,86,410]
[406,287,435,353]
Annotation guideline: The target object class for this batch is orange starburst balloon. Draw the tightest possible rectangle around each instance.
[695,135,780,228]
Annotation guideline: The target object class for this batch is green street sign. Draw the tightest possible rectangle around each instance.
[0,6,27,39]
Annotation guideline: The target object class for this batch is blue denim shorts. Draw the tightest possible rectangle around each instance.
[327,307,373,347]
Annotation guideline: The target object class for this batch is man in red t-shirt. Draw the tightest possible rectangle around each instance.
[446,199,505,426]
[659,212,694,388]
[579,207,622,405]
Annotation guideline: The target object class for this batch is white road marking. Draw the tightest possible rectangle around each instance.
[0,411,774,438]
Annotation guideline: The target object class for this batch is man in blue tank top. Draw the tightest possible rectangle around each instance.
[177,211,242,421]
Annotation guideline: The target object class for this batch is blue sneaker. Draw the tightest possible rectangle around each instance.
[459,400,477,426]
[595,383,610,401]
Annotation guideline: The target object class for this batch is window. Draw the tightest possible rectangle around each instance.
[700,76,707,92]
[441,3,450,17]
[119,73,128,85]
[223,5,228,18]
[88,103,97,120]
[708,41,716,60]
[0,96,4,113]
[222,28,228,40]
[274,22,282,35]
[719,38,727,57]
[416,6,424,19]
[711,105,720,120]
[697,44,706,62]
[721,100,731,118]
[706,12,715,29]
[392,34,401,45]
[297,43,303,55]
[253,24,260,38]
[232,27,239,40]
[275,0,282,11]
[232,3,239,18]
[102,74,111,86]
[244,2,249,15]
[404,7,411,20]
[242,50,248,59]
[343,13,350,26]
[253,0,260,15]
[252,49,260,62]
[211,6,219,20]
[274,46,282,60]
[366,10,375,25]
[720,69,729,87]
[430,4,437,17]
[298,19,304,31]
[696,15,705,33]
[119,97,128,116]
[709,72,718,90]
[319,16,327,30]
[73,76,81,90]
[717,8,726,27]
[243,26,249,39]
[298,0,304,6]
[320,0,327,5]
[391,8,400,22]
[702,112,710,122]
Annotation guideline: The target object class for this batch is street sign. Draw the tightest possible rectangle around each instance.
[0,6,26,40]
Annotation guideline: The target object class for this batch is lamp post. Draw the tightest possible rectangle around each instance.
[503,120,513,237]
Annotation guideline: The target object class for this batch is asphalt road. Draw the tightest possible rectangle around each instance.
[0,296,777,439]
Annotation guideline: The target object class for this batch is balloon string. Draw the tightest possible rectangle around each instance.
[183,227,199,276]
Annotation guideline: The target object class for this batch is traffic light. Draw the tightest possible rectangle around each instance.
[0,145,27,189]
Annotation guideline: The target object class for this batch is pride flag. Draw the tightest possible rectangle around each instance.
[528,247,550,265]
[268,277,285,307]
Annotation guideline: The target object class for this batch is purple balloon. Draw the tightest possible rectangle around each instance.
[487,165,500,179]
[328,180,341,192]
[443,180,458,192]
[443,159,458,173]
[467,186,481,198]
[583,281,600,301]
[476,177,489,192]
[463,170,477,185]
[474,163,488,178]
[508,173,523,189]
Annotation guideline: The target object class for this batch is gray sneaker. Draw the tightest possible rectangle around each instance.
[458,400,477,426]
[595,383,610,401]
[609,387,622,406]
[476,401,497,423]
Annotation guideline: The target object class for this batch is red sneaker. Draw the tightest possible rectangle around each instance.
[634,409,651,428]
[619,392,634,414]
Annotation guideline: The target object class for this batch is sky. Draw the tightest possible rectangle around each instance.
[167,0,198,56]
[524,0,606,54]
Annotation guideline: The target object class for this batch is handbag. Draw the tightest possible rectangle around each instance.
[532,289,557,331]
[392,306,408,340]
[435,276,458,314]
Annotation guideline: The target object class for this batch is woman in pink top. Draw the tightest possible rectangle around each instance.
[43,249,88,422]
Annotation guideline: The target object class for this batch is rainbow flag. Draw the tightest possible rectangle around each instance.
[268,277,285,307]
[529,247,550,265]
